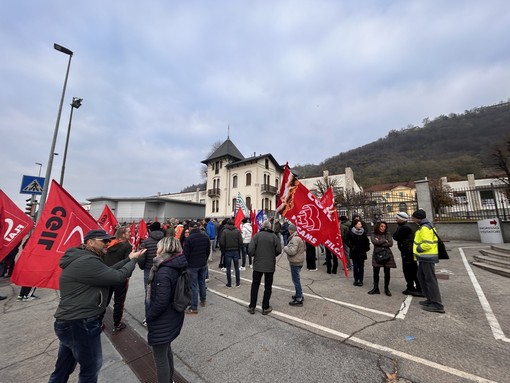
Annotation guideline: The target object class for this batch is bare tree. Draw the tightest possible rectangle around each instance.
[314,175,339,198]
[429,178,455,217]
[492,138,510,199]
[201,140,223,180]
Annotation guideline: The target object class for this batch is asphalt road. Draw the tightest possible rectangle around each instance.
[119,241,510,383]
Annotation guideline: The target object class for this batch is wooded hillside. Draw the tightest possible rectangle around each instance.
[293,101,510,188]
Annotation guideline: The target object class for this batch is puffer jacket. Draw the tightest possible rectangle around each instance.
[413,218,439,263]
[139,230,164,270]
[219,224,243,251]
[183,228,210,268]
[145,252,187,346]
[284,232,305,266]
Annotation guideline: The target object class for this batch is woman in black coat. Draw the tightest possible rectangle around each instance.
[368,221,397,296]
[145,236,188,383]
[344,219,370,286]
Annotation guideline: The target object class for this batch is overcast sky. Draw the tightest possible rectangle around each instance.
[1,1,509,210]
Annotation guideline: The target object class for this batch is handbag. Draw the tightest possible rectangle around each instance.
[374,247,391,263]
[433,229,449,260]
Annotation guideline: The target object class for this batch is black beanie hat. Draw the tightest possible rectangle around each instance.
[412,209,426,220]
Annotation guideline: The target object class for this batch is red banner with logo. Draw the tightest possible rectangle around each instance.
[277,165,347,276]
[11,180,100,289]
[97,204,118,236]
[320,187,347,276]
[0,190,35,262]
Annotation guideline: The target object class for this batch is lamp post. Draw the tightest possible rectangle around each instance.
[37,43,73,222]
[35,162,42,177]
[60,97,82,186]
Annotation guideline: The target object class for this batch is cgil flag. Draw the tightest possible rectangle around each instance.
[276,164,346,276]
[0,190,35,262]
[11,180,100,289]
[319,187,347,276]
[234,206,245,230]
[250,209,258,236]
[97,204,118,236]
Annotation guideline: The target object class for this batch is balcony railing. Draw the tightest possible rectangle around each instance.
[261,184,278,195]
[207,188,221,197]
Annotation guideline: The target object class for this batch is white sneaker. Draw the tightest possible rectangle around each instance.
[220,268,227,271]
[249,264,253,268]
[240,267,246,271]
[308,268,318,271]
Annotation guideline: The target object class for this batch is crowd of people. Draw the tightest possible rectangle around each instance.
[2,208,445,382]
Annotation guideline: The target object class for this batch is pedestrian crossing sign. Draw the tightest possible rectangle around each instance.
[20,175,46,195]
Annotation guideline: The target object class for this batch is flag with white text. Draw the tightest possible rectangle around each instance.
[97,204,118,236]
[277,164,346,276]
[0,190,34,262]
[11,180,100,289]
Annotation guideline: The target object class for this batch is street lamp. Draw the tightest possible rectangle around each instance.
[60,97,83,186]
[37,43,73,222]
[35,162,42,177]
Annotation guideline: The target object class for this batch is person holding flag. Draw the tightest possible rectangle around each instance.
[47,229,146,383]
[284,224,306,306]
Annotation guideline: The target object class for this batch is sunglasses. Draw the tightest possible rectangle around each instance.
[95,238,111,244]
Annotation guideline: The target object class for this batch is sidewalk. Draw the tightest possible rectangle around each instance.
[0,279,140,383]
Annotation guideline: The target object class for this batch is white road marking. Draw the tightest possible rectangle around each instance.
[208,268,402,319]
[460,247,510,343]
[208,287,497,383]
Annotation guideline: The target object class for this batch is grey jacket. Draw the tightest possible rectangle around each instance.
[55,246,137,321]
[284,232,305,266]
[248,228,282,272]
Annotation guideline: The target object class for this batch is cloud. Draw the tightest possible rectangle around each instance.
[1,0,509,210]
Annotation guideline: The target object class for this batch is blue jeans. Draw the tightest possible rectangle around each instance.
[189,265,207,310]
[241,243,251,267]
[48,316,103,383]
[290,265,303,301]
[224,250,240,286]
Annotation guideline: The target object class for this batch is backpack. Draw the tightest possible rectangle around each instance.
[173,268,192,312]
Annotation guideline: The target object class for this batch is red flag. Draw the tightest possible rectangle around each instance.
[11,180,100,289]
[250,209,258,236]
[97,204,118,236]
[277,164,347,276]
[129,220,136,250]
[136,219,148,248]
[320,187,348,276]
[234,208,245,230]
[0,190,35,262]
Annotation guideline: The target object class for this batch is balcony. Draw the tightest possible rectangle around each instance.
[207,188,221,197]
[261,184,278,195]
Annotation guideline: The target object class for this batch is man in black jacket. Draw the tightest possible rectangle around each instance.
[183,221,210,313]
[219,219,243,287]
[393,212,422,296]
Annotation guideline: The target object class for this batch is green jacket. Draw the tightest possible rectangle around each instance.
[55,246,137,320]
[413,218,439,263]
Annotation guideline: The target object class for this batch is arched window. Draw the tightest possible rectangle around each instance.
[246,173,252,186]
[246,197,251,210]
[265,158,269,169]
[233,175,238,188]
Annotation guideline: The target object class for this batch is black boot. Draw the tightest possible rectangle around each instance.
[385,288,392,296]
[368,286,380,294]
[384,270,391,296]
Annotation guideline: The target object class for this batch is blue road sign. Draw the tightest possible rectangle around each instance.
[20,175,46,195]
